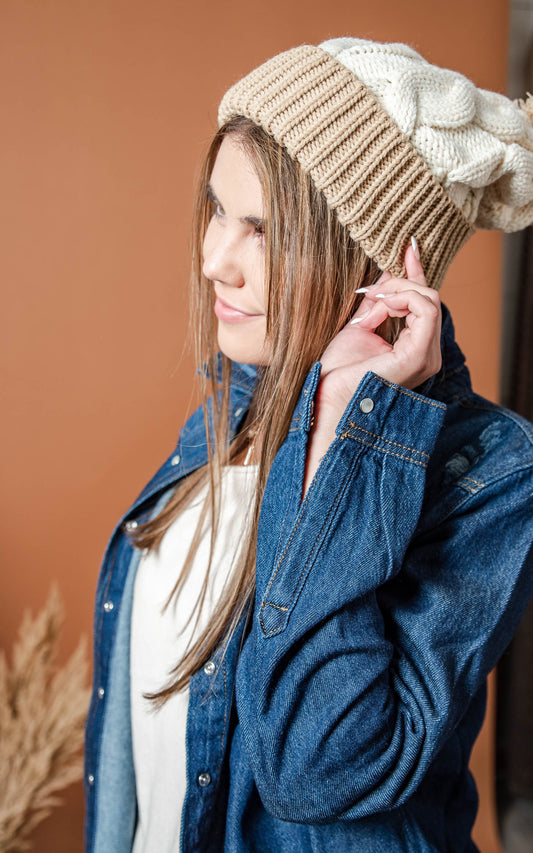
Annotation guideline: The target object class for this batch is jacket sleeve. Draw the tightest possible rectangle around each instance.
[235,367,533,824]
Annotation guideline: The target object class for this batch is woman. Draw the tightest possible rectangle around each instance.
[85,38,533,852]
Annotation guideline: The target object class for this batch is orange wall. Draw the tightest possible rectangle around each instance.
[1,1,508,850]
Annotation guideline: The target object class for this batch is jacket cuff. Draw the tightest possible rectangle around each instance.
[331,371,447,463]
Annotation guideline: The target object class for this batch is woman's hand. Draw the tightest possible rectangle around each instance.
[320,242,441,406]
[304,244,442,493]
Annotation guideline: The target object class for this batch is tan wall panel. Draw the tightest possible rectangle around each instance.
[1,1,509,849]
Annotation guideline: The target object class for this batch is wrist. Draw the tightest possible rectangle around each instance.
[315,369,364,428]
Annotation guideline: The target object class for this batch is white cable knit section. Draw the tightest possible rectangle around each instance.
[321,38,533,231]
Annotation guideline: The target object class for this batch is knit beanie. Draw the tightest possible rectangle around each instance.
[219,38,533,289]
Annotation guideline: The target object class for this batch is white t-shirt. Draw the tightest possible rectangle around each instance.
[130,465,258,853]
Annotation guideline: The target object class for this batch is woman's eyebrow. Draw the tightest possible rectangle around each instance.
[206,181,265,230]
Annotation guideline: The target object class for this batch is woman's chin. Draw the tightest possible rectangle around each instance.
[217,330,270,366]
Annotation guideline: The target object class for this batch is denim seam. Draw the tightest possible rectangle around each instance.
[346,423,430,459]
[261,453,352,635]
[261,485,338,629]
[375,379,447,410]
[453,458,533,491]
[215,659,228,777]
[379,458,394,575]
[273,436,302,570]
[260,441,337,608]
[460,476,484,487]
[456,483,476,495]
[432,473,533,525]
[457,478,484,494]
[260,482,344,634]
[342,433,428,468]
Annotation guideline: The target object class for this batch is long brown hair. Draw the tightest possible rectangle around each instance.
[133,116,380,701]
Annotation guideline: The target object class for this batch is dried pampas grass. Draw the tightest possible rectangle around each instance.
[0,585,90,852]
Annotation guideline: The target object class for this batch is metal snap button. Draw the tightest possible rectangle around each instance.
[198,772,211,788]
[359,397,375,414]
[171,454,180,466]
[203,661,216,676]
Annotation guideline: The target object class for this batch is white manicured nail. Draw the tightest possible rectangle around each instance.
[350,308,371,324]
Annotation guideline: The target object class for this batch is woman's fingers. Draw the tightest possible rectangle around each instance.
[404,239,426,286]
[329,243,442,388]
[353,287,438,331]
[349,285,442,387]
[379,290,441,345]
[353,243,439,312]
[356,276,440,309]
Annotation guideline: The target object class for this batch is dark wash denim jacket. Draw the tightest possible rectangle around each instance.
[85,309,533,852]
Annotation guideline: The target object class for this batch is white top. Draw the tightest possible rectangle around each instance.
[131,465,258,853]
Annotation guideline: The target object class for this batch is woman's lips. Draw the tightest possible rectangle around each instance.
[214,296,263,323]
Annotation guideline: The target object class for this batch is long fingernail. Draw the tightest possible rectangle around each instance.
[354,287,372,294]
[375,292,395,299]
[411,236,420,258]
[350,309,370,324]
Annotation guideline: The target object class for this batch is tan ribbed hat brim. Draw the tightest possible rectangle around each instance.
[219,45,475,290]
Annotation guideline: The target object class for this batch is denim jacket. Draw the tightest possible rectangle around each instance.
[85,309,533,852]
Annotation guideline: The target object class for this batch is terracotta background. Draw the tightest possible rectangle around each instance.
[2,0,510,850]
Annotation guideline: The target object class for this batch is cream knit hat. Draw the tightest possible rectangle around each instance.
[219,38,533,289]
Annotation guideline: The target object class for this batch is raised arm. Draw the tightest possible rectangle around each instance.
[234,258,533,823]
[304,243,441,492]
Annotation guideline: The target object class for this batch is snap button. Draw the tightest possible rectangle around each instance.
[88,774,95,785]
[197,772,211,788]
[171,454,180,466]
[359,397,375,414]
[124,520,138,531]
[203,660,216,676]
[103,600,114,613]
[97,687,105,699]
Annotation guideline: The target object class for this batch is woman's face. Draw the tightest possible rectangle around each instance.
[202,135,269,365]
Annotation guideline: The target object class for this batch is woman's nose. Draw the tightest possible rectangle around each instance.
[202,226,244,287]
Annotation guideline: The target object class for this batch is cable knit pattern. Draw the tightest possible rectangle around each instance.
[322,38,533,232]
[219,46,473,289]
[219,40,533,289]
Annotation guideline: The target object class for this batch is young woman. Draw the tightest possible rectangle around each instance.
[85,38,533,852]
